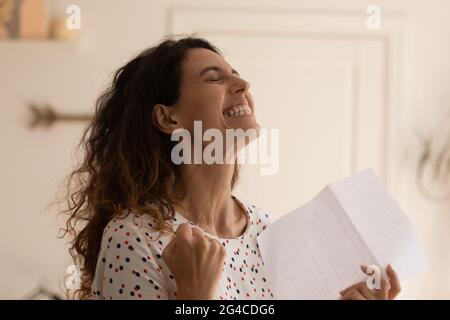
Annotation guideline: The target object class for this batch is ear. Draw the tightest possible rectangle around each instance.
[152,104,180,134]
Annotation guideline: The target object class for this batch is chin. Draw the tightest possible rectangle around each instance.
[223,115,260,131]
[223,117,261,148]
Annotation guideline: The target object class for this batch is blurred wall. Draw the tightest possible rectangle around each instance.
[0,0,449,299]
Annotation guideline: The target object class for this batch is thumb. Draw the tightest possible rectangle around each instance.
[161,235,177,261]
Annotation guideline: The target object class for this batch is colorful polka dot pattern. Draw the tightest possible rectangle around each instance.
[91,195,275,300]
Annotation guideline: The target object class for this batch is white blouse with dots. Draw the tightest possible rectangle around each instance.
[91,195,275,300]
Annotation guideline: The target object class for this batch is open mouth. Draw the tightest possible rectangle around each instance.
[222,103,253,118]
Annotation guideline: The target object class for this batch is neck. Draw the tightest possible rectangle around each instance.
[176,162,242,238]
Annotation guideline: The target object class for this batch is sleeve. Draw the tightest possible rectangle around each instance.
[98,218,169,300]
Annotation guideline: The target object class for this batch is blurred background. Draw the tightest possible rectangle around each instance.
[1,0,449,299]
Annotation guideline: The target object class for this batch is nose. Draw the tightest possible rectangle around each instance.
[230,77,250,95]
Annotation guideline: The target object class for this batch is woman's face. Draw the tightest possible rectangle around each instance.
[170,48,260,137]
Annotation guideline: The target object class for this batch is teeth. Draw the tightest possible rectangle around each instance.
[225,105,252,117]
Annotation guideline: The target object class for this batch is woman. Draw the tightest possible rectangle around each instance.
[62,36,401,300]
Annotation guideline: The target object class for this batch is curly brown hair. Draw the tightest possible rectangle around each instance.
[59,36,239,299]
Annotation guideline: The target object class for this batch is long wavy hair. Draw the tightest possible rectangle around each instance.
[60,36,239,299]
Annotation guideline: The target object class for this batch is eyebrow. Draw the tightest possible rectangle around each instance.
[199,66,240,77]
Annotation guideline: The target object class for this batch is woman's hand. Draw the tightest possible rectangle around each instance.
[339,264,401,300]
[162,223,227,300]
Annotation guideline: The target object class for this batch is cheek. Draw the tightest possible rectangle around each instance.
[193,92,224,122]
[178,90,225,131]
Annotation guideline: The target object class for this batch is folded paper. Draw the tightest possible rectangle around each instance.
[257,169,428,299]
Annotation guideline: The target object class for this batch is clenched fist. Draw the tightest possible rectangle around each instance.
[162,223,227,300]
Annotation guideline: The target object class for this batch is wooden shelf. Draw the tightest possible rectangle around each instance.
[0,39,75,44]
[0,39,80,53]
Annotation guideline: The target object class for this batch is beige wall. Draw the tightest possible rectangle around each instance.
[0,0,449,299]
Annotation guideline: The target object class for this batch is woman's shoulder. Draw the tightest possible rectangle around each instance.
[94,212,175,300]
[103,212,167,235]
[101,212,175,255]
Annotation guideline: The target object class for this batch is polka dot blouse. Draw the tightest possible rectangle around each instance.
[91,195,275,300]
